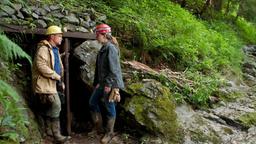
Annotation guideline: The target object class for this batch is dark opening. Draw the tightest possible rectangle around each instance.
[69,48,92,133]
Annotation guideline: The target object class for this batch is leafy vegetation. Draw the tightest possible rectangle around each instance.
[237,0,256,23]
[235,17,256,44]
[0,34,31,64]
[238,112,256,128]
[0,80,28,142]
[79,0,251,106]
[36,0,255,106]
[0,33,32,143]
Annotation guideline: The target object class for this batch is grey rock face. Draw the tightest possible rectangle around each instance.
[1,5,15,15]
[16,11,24,19]
[12,4,22,11]
[0,11,8,17]
[35,19,47,28]
[63,13,80,25]
[73,40,102,86]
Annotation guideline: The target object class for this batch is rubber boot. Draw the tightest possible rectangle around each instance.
[37,115,46,138]
[45,117,53,137]
[100,117,115,144]
[89,112,103,135]
[51,118,71,143]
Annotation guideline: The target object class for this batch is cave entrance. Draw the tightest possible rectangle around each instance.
[1,24,96,135]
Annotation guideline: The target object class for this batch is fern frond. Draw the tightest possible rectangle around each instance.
[0,34,32,65]
[0,80,19,102]
[0,79,27,142]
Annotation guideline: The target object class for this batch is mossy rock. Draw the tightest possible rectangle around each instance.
[238,112,256,128]
[123,79,182,143]
[190,128,221,144]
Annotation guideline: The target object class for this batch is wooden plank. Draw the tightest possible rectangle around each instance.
[64,38,72,135]
[0,24,96,39]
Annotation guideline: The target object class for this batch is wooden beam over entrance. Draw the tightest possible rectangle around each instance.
[0,24,96,39]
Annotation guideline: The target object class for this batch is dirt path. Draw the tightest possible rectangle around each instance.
[42,131,138,144]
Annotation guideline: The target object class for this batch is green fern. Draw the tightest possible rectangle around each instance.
[0,33,30,142]
[0,34,31,65]
[0,80,19,101]
[0,80,28,142]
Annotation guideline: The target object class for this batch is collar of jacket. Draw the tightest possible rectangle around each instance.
[100,41,111,52]
[38,40,52,49]
[37,40,56,69]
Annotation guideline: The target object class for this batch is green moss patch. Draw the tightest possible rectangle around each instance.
[125,81,183,143]
[238,112,256,128]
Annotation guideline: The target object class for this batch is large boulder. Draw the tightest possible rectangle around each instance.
[73,40,101,86]
[123,79,181,143]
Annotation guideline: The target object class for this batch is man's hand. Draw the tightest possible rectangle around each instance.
[62,82,65,91]
[57,81,65,92]
[55,75,61,81]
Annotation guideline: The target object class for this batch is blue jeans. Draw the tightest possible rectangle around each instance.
[89,85,116,118]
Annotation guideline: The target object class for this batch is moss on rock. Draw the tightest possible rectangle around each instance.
[124,80,183,143]
[238,112,256,128]
[190,128,221,144]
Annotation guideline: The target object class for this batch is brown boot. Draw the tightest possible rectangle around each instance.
[100,117,115,144]
[89,112,103,135]
[51,118,71,143]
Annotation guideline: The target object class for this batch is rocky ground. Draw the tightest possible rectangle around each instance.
[176,46,256,144]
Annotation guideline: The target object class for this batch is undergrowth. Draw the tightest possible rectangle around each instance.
[0,33,32,143]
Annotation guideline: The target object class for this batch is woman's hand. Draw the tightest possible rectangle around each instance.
[109,88,120,102]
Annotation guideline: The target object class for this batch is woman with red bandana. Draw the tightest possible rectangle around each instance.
[89,24,124,144]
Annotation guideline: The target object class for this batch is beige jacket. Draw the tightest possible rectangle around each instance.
[32,40,64,94]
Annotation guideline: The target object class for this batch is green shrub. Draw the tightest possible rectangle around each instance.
[80,0,246,105]
[0,33,31,142]
[94,0,243,76]
[235,17,256,44]
[185,71,221,106]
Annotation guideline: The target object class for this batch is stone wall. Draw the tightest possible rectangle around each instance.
[0,2,106,32]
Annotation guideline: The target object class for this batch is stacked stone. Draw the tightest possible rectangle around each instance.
[0,2,107,32]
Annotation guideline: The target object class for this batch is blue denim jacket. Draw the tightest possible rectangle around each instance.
[93,42,124,89]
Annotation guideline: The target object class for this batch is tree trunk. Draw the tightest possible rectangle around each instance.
[225,0,231,15]
[199,0,212,16]
[235,0,244,21]
[212,0,222,11]
[174,0,186,7]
